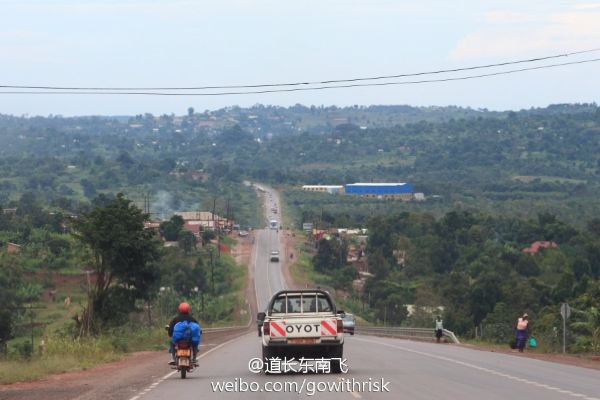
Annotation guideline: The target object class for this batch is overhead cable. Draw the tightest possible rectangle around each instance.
[0,57,599,96]
[0,47,599,91]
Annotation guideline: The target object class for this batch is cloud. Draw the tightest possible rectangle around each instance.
[573,3,600,10]
[450,5,600,60]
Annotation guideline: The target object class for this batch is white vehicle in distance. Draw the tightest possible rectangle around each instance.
[270,250,280,262]
[238,230,249,237]
[269,219,278,230]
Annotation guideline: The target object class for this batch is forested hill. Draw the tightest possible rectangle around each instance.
[1,103,599,225]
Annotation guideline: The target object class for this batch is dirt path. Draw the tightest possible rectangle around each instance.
[459,342,600,372]
[279,229,304,290]
[231,234,257,322]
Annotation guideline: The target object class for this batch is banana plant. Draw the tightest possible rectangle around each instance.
[571,307,600,353]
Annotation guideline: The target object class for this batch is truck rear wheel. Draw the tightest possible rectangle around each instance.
[329,345,344,373]
[262,346,271,373]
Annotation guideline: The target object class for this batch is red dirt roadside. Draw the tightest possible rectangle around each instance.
[459,342,600,372]
[279,229,304,290]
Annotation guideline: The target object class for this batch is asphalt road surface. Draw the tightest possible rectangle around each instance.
[254,184,286,311]
[133,185,600,400]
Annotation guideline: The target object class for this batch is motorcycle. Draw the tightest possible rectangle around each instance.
[174,340,194,379]
[165,325,196,379]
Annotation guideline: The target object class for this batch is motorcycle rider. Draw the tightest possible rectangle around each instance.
[168,302,201,365]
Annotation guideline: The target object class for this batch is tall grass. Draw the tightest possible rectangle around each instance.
[0,326,168,385]
[0,335,122,384]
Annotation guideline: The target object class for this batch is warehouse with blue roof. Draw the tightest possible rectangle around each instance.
[344,183,413,200]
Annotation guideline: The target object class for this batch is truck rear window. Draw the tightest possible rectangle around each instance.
[270,293,333,313]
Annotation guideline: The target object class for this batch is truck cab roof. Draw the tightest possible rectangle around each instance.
[266,289,337,315]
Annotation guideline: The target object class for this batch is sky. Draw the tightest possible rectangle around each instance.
[1,0,600,116]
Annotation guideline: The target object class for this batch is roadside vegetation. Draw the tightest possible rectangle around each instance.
[0,194,248,384]
[298,209,600,353]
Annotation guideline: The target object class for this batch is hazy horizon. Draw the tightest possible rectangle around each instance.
[2,101,598,118]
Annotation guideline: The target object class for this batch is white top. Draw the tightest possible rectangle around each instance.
[347,183,407,186]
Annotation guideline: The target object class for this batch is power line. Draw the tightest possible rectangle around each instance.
[1,57,598,97]
[1,48,599,91]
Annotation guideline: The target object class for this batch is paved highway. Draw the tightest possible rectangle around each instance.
[254,184,286,311]
[134,185,600,400]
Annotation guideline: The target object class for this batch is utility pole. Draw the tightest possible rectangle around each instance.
[561,303,571,354]
[11,305,44,355]
[212,198,220,259]
[226,198,230,230]
[28,305,35,355]
[82,270,94,337]
[210,247,215,294]
[384,304,387,327]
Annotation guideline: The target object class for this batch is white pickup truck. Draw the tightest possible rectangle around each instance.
[257,289,345,373]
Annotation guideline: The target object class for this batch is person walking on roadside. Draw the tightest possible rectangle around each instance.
[515,313,530,352]
[435,316,444,343]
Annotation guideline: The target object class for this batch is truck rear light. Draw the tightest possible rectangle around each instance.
[263,322,270,336]
[337,319,343,333]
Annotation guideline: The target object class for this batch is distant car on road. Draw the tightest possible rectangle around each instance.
[238,230,249,237]
[270,250,280,262]
[342,313,355,335]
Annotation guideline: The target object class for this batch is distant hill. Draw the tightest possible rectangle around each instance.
[1,103,599,225]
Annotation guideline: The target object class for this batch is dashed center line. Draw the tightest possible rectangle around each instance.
[127,333,249,400]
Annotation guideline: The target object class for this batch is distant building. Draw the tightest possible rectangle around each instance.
[344,183,413,200]
[522,241,558,254]
[183,221,203,238]
[302,185,344,194]
[2,208,17,216]
[414,193,426,201]
[174,211,232,231]
[7,242,21,254]
[144,221,161,231]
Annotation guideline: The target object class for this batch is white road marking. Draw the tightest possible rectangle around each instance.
[266,231,273,297]
[355,337,600,400]
[126,333,250,400]
[251,224,260,311]
[339,376,362,399]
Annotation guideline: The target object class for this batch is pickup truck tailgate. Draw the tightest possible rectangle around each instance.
[269,318,338,338]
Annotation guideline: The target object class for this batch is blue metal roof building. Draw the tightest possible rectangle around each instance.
[345,183,413,196]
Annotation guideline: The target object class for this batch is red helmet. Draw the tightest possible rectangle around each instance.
[178,302,190,314]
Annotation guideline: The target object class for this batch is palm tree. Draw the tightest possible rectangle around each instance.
[571,307,600,353]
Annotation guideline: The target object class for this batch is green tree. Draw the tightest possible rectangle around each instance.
[73,193,161,334]
[159,215,184,241]
[0,255,26,353]
[571,307,600,352]
[201,230,216,246]
[314,237,347,273]
[178,230,197,255]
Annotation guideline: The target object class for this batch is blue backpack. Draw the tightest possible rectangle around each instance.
[172,320,201,345]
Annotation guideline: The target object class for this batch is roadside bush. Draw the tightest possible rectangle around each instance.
[14,342,33,359]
